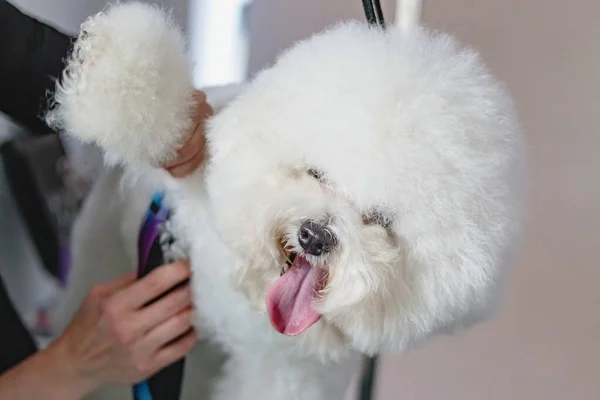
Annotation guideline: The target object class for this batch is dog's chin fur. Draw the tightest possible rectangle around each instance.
[49,3,525,399]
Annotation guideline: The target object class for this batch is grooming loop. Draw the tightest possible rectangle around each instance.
[357,1,423,399]
[133,193,185,400]
[362,0,386,27]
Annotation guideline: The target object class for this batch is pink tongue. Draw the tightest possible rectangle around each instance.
[266,256,326,336]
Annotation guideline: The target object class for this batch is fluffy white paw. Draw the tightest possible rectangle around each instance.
[46,1,194,168]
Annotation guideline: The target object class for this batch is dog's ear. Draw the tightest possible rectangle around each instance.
[45,1,194,169]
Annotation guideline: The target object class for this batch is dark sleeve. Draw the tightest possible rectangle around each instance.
[0,274,38,374]
[0,1,74,134]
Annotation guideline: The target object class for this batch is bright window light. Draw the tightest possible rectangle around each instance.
[188,0,252,88]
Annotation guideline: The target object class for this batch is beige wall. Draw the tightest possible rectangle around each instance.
[247,0,396,75]
[248,1,600,399]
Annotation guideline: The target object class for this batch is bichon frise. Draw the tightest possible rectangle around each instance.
[48,2,525,399]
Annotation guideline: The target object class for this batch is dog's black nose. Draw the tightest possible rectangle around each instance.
[298,220,337,256]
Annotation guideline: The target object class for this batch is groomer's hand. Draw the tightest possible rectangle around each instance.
[52,261,196,394]
[164,91,213,178]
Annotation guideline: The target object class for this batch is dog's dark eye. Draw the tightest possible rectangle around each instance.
[307,167,324,181]
[362,210,392,228]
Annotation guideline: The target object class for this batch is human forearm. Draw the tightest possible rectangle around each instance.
[0,339,95,400]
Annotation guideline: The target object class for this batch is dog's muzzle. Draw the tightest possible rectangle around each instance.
[298,220,337,256]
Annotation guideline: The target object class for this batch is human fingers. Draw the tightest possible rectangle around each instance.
[150,329,197,372]
[110,261,191,311]
[165,149,205,177]
[193,90,206,103]
[165,128,206,178]
[192,91,213,118]
[164,92,213,177]
[131,284,193,337]
[137,307,195,354]
[90,272,137,298]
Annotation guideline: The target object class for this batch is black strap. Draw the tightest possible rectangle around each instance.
[362,0,386,27]
[133,194,187,400]
[358,3,385,398]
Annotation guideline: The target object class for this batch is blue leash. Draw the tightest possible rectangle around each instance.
[133,192,186,400]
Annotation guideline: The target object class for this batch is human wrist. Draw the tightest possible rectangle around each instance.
[44,338,100,399]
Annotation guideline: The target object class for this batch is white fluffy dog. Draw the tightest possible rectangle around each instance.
[48,2,525,399]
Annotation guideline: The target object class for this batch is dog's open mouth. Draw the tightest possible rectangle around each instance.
[266,251,327,336]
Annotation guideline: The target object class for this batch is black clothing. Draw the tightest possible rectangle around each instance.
[0,274,38,374]
[0,0,73,134]
[0,0,73,374]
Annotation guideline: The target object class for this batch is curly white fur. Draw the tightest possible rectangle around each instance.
[49,2,525,399]
[46,2,194,168]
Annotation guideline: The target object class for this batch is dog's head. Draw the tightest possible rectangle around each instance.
[205,23,525,357]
